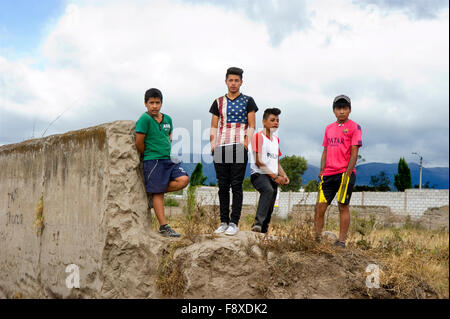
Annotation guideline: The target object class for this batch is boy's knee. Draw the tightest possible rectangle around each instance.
[259,186,275,197]
[179,175,189,187]
[230,181,243,191]
[315,202,328,213]
[338,205,350,215]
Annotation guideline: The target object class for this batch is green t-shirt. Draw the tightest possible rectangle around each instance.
[136,112,173,160]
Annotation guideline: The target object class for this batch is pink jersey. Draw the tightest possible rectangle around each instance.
[322,119,362,176]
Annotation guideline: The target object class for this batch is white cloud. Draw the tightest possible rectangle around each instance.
[0,0,448,167]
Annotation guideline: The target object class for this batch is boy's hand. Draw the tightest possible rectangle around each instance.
[318,170,324,179]
[273,176,283,185]
[346,168,353,177]
[283,176,290,185]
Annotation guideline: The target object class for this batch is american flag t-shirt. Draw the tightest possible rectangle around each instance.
[217,94,252,145]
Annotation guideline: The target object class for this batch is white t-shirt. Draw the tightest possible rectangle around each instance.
[248,131,282,175]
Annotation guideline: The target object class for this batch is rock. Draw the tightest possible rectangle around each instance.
[251,245,263,259]
[321,231,338,243]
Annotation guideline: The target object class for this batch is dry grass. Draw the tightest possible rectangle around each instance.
[150,198,449,299]
[155,239,191,297]
[354,228,449,298]
[33,196,44,236]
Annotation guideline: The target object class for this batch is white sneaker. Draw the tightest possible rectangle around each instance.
[214,222,229,234]
[225,222,239,236]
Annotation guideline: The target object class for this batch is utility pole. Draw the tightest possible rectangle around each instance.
[412,152,423,189]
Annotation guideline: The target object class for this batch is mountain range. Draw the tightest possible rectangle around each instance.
[179,155,449,190]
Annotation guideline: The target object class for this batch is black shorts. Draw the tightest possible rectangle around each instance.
[317,172,356,205]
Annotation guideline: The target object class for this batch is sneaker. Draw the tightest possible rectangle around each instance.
[159,224,181,238]
[334,240,346,248]
[214,222,229,234]
[225,222,239,236]
[251,225,262,233]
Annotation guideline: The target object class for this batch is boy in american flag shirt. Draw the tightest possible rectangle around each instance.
[209,67,258,236]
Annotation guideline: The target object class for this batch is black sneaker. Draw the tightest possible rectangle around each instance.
[251,225,262,233]
[334,240,346,248]
[159,224,181,238]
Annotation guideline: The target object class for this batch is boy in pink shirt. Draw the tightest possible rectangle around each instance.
[314,95,362,248]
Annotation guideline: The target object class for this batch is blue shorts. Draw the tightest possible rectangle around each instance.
[143,159,188,194]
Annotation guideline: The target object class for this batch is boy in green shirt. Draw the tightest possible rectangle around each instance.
[136,88,189,237]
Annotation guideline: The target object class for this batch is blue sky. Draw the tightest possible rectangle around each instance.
[0,0,64,56]
[0,0,448,167]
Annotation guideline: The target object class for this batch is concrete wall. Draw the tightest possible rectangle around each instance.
[193,186,449,219]
[0,121,165,298]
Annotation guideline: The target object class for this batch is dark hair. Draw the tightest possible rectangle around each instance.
[263,107,281,120]
[144,88,163,103]
[332,94,351,110]
[226,67,243,79]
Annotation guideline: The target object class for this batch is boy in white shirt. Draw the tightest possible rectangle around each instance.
[248,108,289,233]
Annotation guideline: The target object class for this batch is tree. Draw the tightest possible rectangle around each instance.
[189,162,207,187]
[279,155,308,192]
[353,185,377,192]
[394,157,412,191]
[243,177,256,191]
[414,181,436,189]
[369,171,391,191]
[304,180,319,192]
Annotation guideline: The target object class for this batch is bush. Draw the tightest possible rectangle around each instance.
[164,197,179,207]
[243,177,256,191]
[304,180,319,192]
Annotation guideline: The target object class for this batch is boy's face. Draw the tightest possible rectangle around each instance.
[263,114,279,132]
[145,97,162,115]
[225,74,242,94]
[333,106,351,122]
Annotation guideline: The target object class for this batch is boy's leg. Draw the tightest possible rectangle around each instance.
[152,193,167,226]
[337,203,350,242]
[314,174,336,237]
[314,202,329,236]
[229,144,248,225]
[214,146,232,224]
[336,172,356,242]
[166,175,189,192]
[165,161,189,193]
[252,174,277,229]
[261,180,278,233]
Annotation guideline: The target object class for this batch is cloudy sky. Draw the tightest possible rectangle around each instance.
[0,0,448,167]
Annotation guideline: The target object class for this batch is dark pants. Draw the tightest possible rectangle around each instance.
[213,144,248,225]
[251,173,278,233]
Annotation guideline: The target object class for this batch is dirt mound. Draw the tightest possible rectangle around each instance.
[150,231,395,299]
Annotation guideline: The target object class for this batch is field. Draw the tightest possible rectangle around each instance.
[153,196,449,299]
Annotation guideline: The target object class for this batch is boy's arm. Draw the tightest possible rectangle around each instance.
[136,133,146,154]
[319,147,327,178]
[244,111,256,151]
[346,145,359,176]
[210,114,219,153]
[255,151,283,184]
[278,162,289,185]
